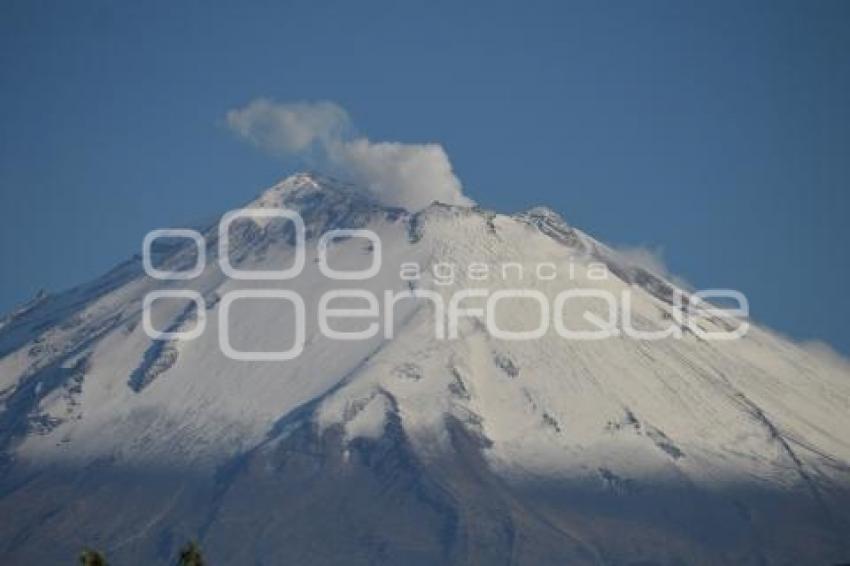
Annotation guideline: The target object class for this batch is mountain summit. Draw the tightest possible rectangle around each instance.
[1,173,849,564]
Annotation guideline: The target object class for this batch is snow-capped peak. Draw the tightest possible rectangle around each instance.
[252,172,389,211]
[0,173,848,563]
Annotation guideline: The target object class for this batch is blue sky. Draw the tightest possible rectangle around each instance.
[1,0,848,353]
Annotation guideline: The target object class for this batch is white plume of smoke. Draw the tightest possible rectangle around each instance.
[225,99,351,154]
[225,99,471,211]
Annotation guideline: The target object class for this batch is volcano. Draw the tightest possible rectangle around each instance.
[1,173,848,564]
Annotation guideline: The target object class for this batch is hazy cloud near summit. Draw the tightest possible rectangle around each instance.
[225,99,471,211]
[613,245,693,290]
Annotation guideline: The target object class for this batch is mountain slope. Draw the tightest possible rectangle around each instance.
[0,173,849,564]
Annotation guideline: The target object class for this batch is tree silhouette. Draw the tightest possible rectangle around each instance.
[177,541,204,566]
[79,548,107,566]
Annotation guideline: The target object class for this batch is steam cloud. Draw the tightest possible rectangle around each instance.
[613,244,692,290]
[225,99,472,211]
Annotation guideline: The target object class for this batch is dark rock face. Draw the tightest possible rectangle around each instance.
[2,406,848,565]
[193,402,597,565]
[0,393,599,565]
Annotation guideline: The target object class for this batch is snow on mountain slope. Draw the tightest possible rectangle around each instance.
[0,172,849,564]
